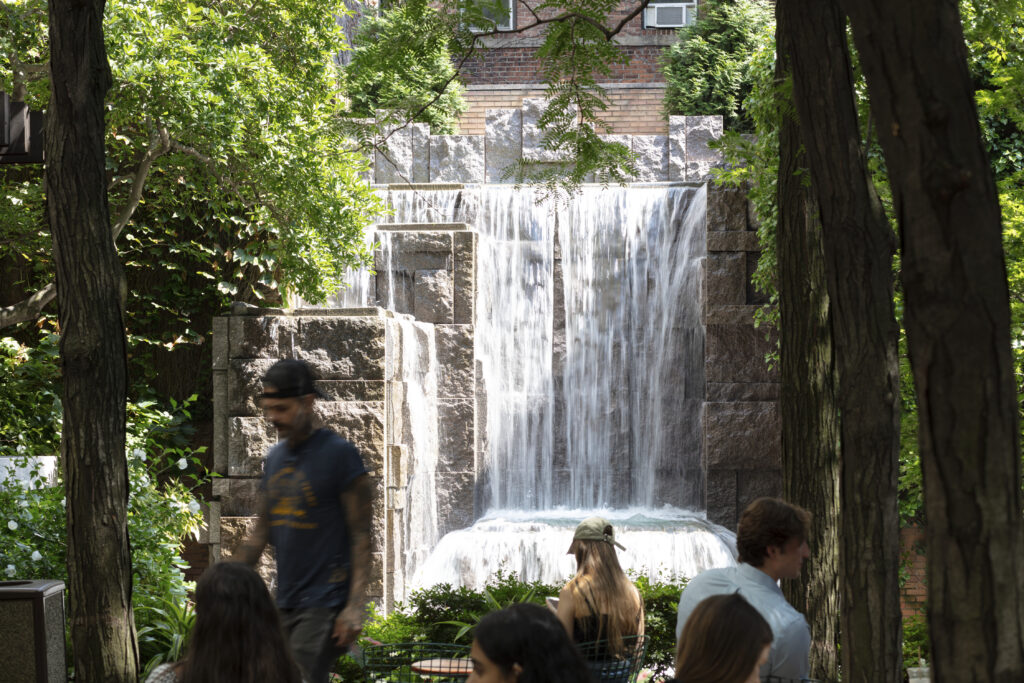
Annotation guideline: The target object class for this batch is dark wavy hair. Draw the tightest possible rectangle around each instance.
[178,562,303,683]
[474,603,594,683]
[735,497,811,567]
[675,593,772,683]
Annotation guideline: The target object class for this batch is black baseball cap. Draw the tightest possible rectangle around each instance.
[260,359,326,399]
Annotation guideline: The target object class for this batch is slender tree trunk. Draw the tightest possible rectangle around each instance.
[841,1,1024,679]
[47,0,139,680]
[778,0,904,680]
[774,22,841,680]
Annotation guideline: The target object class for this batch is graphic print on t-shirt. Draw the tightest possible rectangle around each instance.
[267,464,319,530]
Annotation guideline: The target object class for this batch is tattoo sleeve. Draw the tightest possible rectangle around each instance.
[340,474,373,619]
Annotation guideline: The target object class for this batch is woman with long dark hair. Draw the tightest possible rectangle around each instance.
[673,593,772,683]
[555,517,644,656]
[144,561,304,683]
[468,603,593,683]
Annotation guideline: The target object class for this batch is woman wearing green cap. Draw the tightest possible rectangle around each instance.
[554,516,644,657]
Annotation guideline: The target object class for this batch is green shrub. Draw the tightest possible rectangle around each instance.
[349,571,685,679]
[0,333,208,675]
[635,574,688,676]
[661,0,774,133]
[902,613,930,672]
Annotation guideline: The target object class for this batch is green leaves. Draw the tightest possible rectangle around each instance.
[662,0,774,133]
[342,3,467,134]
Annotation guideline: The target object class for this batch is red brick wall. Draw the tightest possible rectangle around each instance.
[460,45,668,85]
[458,85,670,135]
[900,526,927,620]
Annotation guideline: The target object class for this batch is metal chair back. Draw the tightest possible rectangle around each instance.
[360,641,472,683]
[576,634,648,683]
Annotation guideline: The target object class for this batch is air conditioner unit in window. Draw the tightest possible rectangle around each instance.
[644,2,695,29]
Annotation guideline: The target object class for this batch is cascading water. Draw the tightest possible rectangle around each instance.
[301,182,736,594]
[411,184,736,590]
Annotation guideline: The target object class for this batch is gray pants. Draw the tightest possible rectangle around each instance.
[281,606,345,683]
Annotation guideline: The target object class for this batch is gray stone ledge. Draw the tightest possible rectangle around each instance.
[707,231,761,252]
[705,305,764,325]
[228,304,392,317]
[377,222,471,232]
[387,183,464,190]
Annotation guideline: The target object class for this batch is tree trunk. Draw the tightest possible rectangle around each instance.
[778,0,904,680]
[774,20,841,681]
[46,0,139,680]
[841,1,1024,679]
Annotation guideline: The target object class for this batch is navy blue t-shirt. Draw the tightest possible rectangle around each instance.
[260,428,368,609]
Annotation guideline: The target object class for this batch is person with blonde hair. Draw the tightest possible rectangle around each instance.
[554,517,644,656]
[673,593,772,683]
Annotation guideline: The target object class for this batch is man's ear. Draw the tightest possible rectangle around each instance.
[511,663,523,678]
[764,544,782,560]
[301,394,315,411]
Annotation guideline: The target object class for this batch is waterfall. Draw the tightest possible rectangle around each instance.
[297,182,736,594]
[474,185,707,511]
[396,316,441,601]
[411,184,734,590]
[474,187,557,511]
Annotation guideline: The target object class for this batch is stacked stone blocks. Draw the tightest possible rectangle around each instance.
[703,184,781,528]
[374,99,724,186]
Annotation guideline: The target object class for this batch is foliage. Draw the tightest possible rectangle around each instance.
[136,597,196,679]
[633,573,688,677]
[438,584,540,642]
[706,26,781,352]
[0,0,384,378]
[0,332,62,457]
[661,0,774,133]
[343,3,467,134]
[902,613,931,672]
[344,571,685,680]
[0,332,207,671]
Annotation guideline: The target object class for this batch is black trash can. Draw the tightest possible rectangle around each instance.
[0,579,66,683]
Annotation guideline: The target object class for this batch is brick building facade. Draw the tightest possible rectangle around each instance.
[455,0,688,134]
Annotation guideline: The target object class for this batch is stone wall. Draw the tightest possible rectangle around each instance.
[702,185,781,528]
[375,99,726,185]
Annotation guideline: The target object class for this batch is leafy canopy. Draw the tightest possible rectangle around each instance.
[662,0,774,133]
[342,2,467,134]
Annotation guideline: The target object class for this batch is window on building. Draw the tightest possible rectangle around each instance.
[469,0,514,32]
[643,1,697,29]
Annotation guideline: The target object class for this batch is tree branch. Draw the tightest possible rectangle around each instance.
[0,282,56,330]
[1,125,171,332]
[111,125,170,241]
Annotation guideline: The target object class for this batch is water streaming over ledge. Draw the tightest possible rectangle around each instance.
[475,185,707,511]
[305,183,737,591]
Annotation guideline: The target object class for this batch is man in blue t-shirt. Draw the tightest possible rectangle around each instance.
[236,359,372,683]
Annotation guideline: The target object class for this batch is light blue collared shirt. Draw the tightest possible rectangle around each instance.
[675,563,810,681]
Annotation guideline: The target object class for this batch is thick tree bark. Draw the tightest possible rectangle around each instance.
[47,0,139,680]
[774,24,841,681]
[778,1,904,680]
[841,1,1024,679]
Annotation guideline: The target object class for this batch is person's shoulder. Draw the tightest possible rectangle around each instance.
[318,428,359,453]
[686,566,735,589]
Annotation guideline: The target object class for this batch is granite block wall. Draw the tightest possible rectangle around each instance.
[702,184,781,528]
